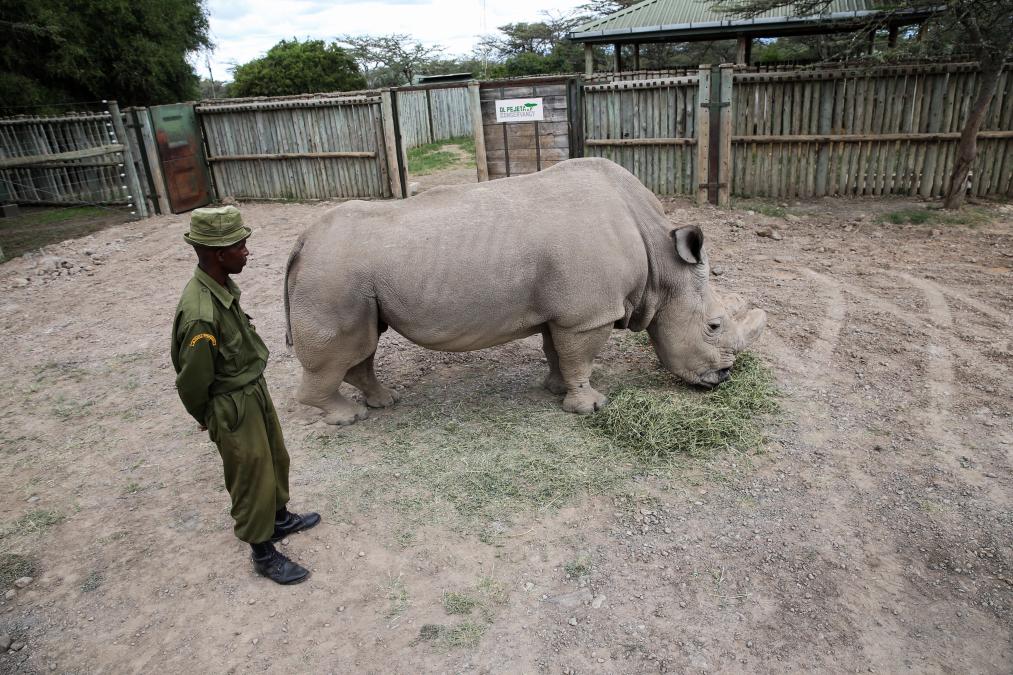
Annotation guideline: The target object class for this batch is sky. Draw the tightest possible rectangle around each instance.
[203,0,591,82]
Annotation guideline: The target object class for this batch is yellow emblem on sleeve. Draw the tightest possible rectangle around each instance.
[189,333,218,348]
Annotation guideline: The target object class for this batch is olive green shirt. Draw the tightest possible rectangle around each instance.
[171,266,269,425]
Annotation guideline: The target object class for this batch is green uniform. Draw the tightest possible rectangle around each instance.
[171,266,290,544]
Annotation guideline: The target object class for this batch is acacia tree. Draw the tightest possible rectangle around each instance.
[715,0,1013,208]
[338,34,444,87]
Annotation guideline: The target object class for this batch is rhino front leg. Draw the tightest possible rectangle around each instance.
[540,328,567,395]
[549,324,611,414]
[344,352,400,408]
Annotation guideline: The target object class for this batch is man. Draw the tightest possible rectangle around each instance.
[171,205,320,585]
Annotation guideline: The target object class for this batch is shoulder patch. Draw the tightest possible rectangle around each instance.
[197,287,216,323]
[189,332,218,348]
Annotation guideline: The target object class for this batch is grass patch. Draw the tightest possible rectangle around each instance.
[80,570,103,592]
[0,205,130,259]
[407,136,475,175]
[328,352,779,534]
[0,553,37,588]
[733,199,787,219]
[564,557,592,579]
[881,206,993,227]
[442,591,478,615]
[586,352,779,460]
[1,510,65,540]
[416,621,488,649]
[383,573,410,617]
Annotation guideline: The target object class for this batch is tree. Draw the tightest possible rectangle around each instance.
[338,34,444,87]
[714,0,1013,208]
[0,0,210,110]
[230,39,366,97]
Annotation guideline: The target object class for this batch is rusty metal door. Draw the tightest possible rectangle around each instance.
[149,104,212,213]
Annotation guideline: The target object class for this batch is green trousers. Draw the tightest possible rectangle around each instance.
[207,377,290,544]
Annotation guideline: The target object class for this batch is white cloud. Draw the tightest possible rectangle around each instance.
[205,0,589,79]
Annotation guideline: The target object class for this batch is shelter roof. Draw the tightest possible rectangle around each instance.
[569,0,936,44]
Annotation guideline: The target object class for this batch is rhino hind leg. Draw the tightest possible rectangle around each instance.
[540,328,567,395]
[548,324,611,414]
[344,353,400,408]
[296,359,370,425]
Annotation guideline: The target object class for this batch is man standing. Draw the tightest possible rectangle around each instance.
[171,206,319,585]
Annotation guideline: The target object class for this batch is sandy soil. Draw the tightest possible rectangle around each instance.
[0,175,1010,674]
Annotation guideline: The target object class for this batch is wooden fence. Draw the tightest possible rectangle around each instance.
[581,76,699,195]
[395,84,473,149]
[565,62,1013,200]
[197,94,401,200]
[0,104,151,214]
[730,62,1013,199]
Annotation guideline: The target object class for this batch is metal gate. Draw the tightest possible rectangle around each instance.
[149,103,213,213]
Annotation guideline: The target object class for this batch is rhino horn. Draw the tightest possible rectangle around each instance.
[734,308,766,352]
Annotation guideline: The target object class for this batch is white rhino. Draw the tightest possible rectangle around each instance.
[284,157,765,425]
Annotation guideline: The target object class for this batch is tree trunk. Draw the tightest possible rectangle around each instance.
[943,62,1004,208]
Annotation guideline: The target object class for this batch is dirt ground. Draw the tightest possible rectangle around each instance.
[0,171,1011,674]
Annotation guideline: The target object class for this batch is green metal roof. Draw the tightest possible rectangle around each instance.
[569,0,934,42]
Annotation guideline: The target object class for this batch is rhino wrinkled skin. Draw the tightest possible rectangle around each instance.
[284,158,766,425]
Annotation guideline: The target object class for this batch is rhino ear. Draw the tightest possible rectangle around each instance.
[671,226,704,265]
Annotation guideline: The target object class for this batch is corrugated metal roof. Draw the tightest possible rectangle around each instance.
[573,0,891,34]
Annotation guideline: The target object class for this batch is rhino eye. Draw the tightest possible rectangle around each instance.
[707,319,722,332]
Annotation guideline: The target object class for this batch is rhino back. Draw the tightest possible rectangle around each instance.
[299,159,665,350]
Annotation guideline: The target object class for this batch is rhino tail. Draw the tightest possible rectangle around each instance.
[283,235,305,347]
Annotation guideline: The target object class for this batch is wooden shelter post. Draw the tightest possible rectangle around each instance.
[584,44,594,76]
[613,43,622,72]
[736,36,752,65]
[633,44,641,70]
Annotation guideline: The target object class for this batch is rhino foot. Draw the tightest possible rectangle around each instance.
[322,402,370,426]
[562,388,609,415]
[542,374,568,395]
[365,386,401,408]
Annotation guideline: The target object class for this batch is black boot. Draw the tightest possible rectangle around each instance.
[251,542,310,585]
[270,510,321,542]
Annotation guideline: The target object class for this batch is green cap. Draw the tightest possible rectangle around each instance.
[183,206,252,247]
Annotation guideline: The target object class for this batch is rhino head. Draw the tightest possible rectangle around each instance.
[646,225,766,388]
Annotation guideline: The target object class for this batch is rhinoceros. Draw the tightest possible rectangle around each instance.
[284,157,765,425]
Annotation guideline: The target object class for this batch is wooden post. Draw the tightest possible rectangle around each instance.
[585,44,594,76]
[633,44,641,71]
[744,38,752,65]
[867,29,876,54]
[736,37,751,65]
[468,82,489,182]
[696,66,711,205]
[106,100,147,218]
[134,108,170,214]
[380,90,405,198]
[888,25,899,47]
[718,65,733,206]
[425,88,435,144]
[613,43,621,72]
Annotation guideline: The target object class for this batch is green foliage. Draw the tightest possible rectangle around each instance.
[0,0,210,110]
[231,39,366,97]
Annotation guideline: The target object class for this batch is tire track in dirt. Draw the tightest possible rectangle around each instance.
[801,269,847,369]
[888,272,959,461]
